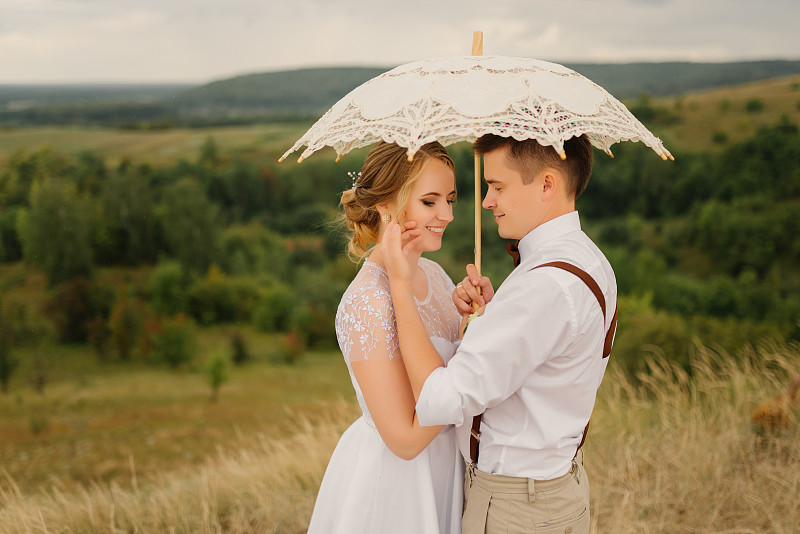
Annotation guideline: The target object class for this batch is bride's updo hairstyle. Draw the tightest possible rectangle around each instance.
[340,141,454,259]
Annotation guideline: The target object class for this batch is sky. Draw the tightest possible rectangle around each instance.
[1,0,799,84]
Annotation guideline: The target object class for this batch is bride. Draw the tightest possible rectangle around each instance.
[307,141,463,534]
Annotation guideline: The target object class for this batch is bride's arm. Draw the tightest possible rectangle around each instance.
[381,224,447,401]
[339,264,443,461]
[351,359,444,460]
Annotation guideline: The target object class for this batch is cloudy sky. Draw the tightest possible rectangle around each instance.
[2,0,799,84]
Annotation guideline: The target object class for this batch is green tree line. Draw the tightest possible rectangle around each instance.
[0,121,798,391]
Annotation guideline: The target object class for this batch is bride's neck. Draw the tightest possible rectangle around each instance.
[368,247,422,270]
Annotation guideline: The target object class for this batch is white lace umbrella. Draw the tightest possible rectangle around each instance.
[281,33,672,275]
[279,56,672,163]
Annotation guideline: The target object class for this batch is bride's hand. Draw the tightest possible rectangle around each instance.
[380,221,421,286]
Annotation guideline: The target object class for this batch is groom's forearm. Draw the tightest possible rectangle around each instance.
[389,283,444,401]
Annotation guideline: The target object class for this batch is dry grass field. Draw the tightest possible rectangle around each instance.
[0,338,353,495]
[0,122,312,168]
[651,74,800,153]
[1,343,798,533]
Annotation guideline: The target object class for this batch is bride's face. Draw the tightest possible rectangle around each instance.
[395,158,456,252]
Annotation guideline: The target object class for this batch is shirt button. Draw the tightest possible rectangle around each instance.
[565,528,573,534]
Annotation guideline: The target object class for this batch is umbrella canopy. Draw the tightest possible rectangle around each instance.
[280,54,673,163]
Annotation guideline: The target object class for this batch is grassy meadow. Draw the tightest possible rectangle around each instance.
[0,329,353,491]
[654,74,800,152]
[0,122,314,168]
[1,344,798,533]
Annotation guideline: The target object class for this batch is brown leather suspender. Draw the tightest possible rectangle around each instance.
[468,261,617,465]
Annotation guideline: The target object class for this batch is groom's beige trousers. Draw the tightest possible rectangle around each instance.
[461,451,590,534]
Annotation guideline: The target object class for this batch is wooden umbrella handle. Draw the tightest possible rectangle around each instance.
[472,31,483,309]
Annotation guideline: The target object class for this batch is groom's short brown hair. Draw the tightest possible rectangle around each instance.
[474,134,593,199]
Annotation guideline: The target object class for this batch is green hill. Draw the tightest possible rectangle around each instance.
[568,60,800,98]
[171,67,386,118]
[171,60,800,120]
[2,60,800,127]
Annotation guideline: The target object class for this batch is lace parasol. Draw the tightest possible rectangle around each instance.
[280,54,673,163]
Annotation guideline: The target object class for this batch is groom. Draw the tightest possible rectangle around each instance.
[387,133,617,534]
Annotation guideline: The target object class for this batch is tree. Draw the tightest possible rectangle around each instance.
[96,167,157,265]
[198,136,221,169]
[158,178,220,273]
[0,300,18,394]
[205,352,229,403]
[148,260,191,316]
[108,291,148,361]
[43,278,113,344]
[17,178,93,286]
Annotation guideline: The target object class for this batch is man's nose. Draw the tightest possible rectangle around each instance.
[482,191,494,209]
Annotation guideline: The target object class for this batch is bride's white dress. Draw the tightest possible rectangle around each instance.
[307,258,464,534]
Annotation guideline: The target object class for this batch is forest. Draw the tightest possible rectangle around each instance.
[0,109,798,395]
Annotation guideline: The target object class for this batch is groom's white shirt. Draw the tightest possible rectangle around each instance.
[416,211,617,480]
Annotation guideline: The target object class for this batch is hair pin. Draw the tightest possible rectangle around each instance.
[348,171,362,189]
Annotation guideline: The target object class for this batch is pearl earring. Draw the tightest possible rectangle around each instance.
[381,213,391,224]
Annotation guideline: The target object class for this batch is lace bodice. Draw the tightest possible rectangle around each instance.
[335,258,461,424]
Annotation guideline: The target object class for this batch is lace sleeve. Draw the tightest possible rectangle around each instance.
[336,283,401,363]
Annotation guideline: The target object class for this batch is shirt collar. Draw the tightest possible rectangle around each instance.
[516,211,581,263]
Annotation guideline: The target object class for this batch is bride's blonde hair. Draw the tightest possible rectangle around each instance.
[340,141,454,259]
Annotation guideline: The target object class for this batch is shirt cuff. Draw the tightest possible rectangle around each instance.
[415,366,466,427]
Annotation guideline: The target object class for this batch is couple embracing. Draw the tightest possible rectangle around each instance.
[307,134,617,534]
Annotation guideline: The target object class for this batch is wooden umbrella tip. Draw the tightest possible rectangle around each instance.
[472,31,484,56]
[558,150,567,160]
[335,155,342,162]
[669,154,675,161]
[278,157,285,163]
[297,156,305,163]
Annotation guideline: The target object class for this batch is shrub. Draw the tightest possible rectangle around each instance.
[188,267,261,325]
[205,351,229,402]
[43,278,112,344]
[0,207,22,262]
[0,329,17,394]
[1,298,55,347]
[219,223,288,277]
[151,315,196,368]
[252,283,295,332]
[711,131,729,144]
[745,98,765,113]
[288,267,346,346]
[108,292,149,361]
[279,331,306,366]
[613,297,693,374]
[148,260,191,316]
[230,331,251,365]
